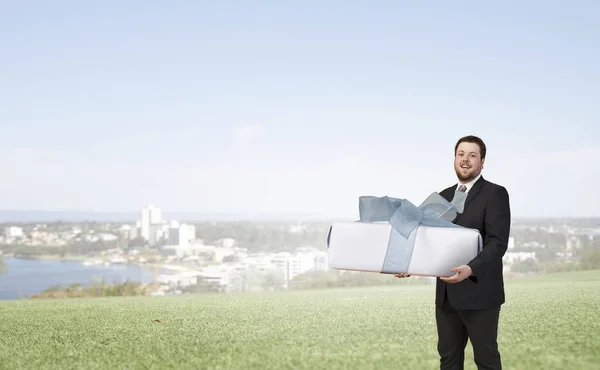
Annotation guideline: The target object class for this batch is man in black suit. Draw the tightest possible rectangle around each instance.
[396,135,511,369]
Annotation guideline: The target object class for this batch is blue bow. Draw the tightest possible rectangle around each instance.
[359,192,467,238]
[357,191,468,273]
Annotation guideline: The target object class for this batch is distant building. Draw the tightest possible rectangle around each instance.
[128,222,140,239]
[186,224,196,242]
[140,205,163,245]
[84,233,118,243]
[565,235,582,251]
[213,238,235,248]
[270,248,328,288]
[504,252,536,264]
[4,226,24,238]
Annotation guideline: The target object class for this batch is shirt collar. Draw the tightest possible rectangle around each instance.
[457,174,481,193]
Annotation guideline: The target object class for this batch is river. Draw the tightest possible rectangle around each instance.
[0,257,163,300]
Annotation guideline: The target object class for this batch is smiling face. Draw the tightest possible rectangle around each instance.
[454,141,484,183]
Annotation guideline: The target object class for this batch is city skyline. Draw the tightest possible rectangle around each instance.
[1,207,600,224]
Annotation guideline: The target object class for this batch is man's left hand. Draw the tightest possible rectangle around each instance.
[439,265,472,283]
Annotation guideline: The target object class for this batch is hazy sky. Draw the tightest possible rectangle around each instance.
[1,1,598,218]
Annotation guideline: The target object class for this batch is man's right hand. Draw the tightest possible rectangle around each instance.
[394,273,410,278]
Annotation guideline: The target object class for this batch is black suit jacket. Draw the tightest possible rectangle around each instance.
[435,176,511,310]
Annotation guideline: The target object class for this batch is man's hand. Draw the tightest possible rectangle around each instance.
[394,273,410,278]
[439,265,472,283]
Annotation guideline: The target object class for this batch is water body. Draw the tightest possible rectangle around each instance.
[0,257,162,300]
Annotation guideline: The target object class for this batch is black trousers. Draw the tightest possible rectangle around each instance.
[435,296,502,370]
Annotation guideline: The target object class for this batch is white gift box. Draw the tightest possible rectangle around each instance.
[326,221,482,278]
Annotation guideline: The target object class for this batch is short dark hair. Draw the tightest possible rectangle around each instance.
[455,135,486,159]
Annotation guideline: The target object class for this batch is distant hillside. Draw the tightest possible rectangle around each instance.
[0,210,350,223]
[0,210,138,223]
[3,210,595,224]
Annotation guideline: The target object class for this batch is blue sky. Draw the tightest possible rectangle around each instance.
[1,1,598,218]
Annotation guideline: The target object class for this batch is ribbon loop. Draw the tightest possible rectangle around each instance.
[359,192,465,239]
[358,195,403,223]
[357,192,467,274]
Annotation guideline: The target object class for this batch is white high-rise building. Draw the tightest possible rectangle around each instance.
[140,205,163,244]
[165,221,193,257]
[174,224,191,258]
[186,224,196,243]
[150,207,162,224]
[179,224,189,249]
[270,250,326,288]
[4,226,24,238]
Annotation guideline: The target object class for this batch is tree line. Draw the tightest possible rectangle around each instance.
[27,280,151,299]
[189,221,331,252]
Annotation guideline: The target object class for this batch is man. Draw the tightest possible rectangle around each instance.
[396,135,511,370]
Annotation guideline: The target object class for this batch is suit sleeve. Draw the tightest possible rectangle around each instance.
[467,186,511,281]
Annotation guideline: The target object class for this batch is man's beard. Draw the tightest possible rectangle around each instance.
[455,167,477,183]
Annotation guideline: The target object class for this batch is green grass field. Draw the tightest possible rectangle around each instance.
[1,270,599,370]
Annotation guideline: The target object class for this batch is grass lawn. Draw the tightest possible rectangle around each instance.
[1,270,599,369]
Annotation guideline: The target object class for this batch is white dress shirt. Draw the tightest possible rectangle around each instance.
[457,174,481,193]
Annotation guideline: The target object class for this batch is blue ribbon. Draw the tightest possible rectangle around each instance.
[358,191,468,273]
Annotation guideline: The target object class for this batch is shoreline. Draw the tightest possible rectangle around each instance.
[3,254,194,273]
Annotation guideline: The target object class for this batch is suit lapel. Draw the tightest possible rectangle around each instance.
[463,176,485,210]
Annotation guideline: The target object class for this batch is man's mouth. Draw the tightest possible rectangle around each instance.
[461,164,471,169]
